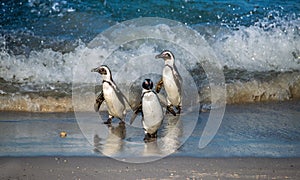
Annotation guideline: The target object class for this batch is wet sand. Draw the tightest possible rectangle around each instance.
[1,157,299,179]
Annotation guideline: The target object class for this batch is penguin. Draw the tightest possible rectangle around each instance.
[155,50,182,115]
[131,79,164,143]
[91,65,127,124]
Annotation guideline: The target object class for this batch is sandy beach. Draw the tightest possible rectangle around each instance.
[1,157,299,179]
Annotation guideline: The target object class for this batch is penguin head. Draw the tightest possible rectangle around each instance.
[142,79,153,90]
[91,65,113,81]
[155,50,175,63]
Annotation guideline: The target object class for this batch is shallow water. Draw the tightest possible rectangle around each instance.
[1,101,299,159]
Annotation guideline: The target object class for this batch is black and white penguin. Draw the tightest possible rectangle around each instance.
[131,79,164,143]
[155,50,182,115]
[91,65,127,124]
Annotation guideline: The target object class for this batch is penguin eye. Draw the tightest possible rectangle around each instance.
[100,68,107,75]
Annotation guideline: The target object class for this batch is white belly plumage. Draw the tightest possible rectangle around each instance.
[163,67,181,105]
[142,92,164,134]
[103,83,125,119]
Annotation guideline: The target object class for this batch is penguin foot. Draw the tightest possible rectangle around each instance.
[103,118,112,125]
[167,105,177,116]
[144,137,156,143]
[143,133,157,143]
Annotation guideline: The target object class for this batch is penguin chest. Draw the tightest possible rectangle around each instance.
[142,92,164,133]
[163,67,180,104]
[103,83,125,118]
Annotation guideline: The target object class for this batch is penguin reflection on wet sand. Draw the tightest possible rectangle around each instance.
[155,50,182,115]
[91,65,127,124]
[93,122,126,156]
[131,79,164,143]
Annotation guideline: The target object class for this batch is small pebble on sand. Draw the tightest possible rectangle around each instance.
[60,131,67,138]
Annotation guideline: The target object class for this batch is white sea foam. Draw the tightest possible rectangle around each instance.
[213,15,300,71]
[0,17,299,85]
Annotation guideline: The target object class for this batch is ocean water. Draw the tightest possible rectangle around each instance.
[0,0,300,111]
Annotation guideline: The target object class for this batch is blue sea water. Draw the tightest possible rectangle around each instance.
[1,0,299,40]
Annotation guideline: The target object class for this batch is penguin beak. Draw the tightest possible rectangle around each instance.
[91,67,99,72]
[155,53,164,59]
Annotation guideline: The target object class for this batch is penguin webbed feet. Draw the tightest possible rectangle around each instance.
[143,132,157,143]
[103,117,126,127]
[103,118,112,125]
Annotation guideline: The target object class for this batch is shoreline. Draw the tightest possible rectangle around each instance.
[0,71,299,112]
[0,95,299,113]
[1,156,299,179]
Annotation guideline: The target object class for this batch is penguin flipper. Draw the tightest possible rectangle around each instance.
[155,78,164,93]
[130,102,142,125]
[94,91,105,112]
